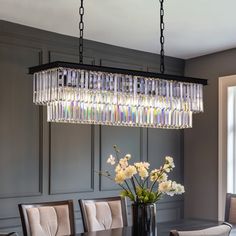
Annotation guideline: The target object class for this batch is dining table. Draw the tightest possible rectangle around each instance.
[76,219,236,236]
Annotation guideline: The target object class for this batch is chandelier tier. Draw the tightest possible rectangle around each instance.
[29,0,207,129]
[30,62,206,128]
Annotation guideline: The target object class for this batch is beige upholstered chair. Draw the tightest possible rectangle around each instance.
[79,196,128,232]
[225,192,236,224]
[169,223,232,236]
[18,200,75,236]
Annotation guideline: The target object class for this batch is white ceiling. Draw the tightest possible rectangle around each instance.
[0,0,236,59]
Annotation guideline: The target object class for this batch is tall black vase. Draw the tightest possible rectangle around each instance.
[132,203,156,236]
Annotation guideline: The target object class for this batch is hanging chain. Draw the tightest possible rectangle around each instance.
[160,0,165,74]
[79,0,84,64]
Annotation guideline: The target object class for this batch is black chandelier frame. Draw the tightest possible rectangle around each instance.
[29,61,207,85]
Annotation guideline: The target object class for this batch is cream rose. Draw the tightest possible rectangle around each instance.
[115,171,126,184]
[124,165,137,179]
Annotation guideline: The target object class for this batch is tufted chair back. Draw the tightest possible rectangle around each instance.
[79,196,128,232]
[225,193,236,224]
[170,223,232,236]
[18,200,75,236]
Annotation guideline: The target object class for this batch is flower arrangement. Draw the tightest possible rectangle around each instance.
[100,145,185,204]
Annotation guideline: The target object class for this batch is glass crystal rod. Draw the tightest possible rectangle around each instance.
[30,62,206,129]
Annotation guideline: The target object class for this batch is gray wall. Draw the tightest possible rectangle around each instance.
[184,48,236,220]
[0,20,185,235]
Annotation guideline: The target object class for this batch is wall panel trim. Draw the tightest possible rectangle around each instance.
[49,125,95,195]
[0,42,43,199]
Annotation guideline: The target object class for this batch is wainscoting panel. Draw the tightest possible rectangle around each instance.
[148,129,184,183]
[157,200,183,222]
[0,20,185,235]
[100,126,142,191]
[50,124,94,194]
[0,42,42,199]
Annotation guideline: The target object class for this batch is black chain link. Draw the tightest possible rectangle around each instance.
[160,0,165,74]
[79,0,84,64]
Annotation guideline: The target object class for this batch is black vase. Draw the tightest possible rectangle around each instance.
[132,203,156,236]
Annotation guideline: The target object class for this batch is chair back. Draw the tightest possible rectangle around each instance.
[225,192,236,223]
[79,196,128,232]
[169,231,179,236]
[18,200,75,236]
[169,223,232,236]
[0,233,18,236]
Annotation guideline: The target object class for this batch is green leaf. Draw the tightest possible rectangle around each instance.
[144,195,149,203]
[120,190,135,202]
[120,190,128,197]
[128,193,135,201]
[136,187,143,196]
[149,192,156,202]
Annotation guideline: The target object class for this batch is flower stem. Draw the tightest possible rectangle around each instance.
[124,180,134,197]
[142,176,149,188]
[113,145,121,160]
[95,170,127,192]
[150,179,158,192]
[131,177,138,202]
[134,175,142,188]
[150,168,165,192]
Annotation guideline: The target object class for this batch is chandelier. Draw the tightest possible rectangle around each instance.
[29,0,207,129]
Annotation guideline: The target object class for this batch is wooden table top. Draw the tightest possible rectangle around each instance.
[76,219,232,236]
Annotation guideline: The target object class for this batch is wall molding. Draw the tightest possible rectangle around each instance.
[0,42,43,199]
[99,127,143,191]
[49,125,95,195]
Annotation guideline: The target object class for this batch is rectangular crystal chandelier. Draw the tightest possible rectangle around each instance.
[29,62,207,129]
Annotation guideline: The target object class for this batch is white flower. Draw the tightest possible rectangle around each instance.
[138,167,149,179]
[104,148,184,202]
[115,170,126,184]
[124,165,137,179]
[159,180,172,193]
[166,192,175,196]
[163,156,175,173]
[167,181,177,196]
[107,155,116,165]
[150,169,168,182]
[165,156,175,169]
[158,172,168,183]
[142,162,150,169]
[115,165,121,173]
[163,164,171,173]
[134,162,150,170]
[150,169,159,182]
[174,183,185,195]
[125,154,132,160]
[165,156,173,164]
[159,180,185,196]
[119,158,129,169]
[150,169,161,182]
[134,162,150,179]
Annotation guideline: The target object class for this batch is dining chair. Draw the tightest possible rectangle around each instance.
[79,196,128,232]
[18,200,75,236]
[225,192,236,224]
[169,223,232,236]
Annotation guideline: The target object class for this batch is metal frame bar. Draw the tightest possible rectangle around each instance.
[29,61,208,85]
